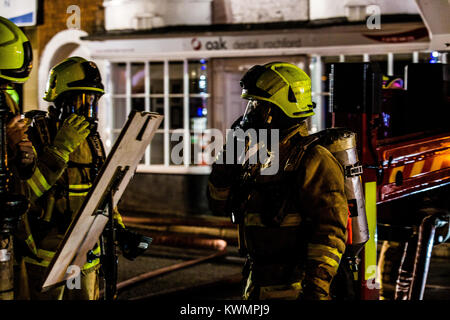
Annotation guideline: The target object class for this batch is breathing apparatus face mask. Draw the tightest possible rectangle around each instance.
[59,92,101,124]
[240,99,300,131]
[240,100,274,130]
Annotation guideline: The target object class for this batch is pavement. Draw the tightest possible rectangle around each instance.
[114,241,450,301]
[113,211,449,301]
[116,244,244,300]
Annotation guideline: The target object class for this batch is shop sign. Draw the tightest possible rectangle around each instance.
[189,35,303,51]
[1,0,38,26]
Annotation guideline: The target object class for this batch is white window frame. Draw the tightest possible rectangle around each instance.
[313,50,435,131]
[101,48,434,175]
[104,58,211,175]
[320,50,430,84]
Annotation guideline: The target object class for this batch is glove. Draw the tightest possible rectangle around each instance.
[51,114,90,162]
[116,228,152,261]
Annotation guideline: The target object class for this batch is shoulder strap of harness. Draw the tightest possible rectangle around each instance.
[88,131,106,164]
[67,131,106,180]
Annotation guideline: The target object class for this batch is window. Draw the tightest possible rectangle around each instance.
[105,59,210,173]
[320,51,445,138]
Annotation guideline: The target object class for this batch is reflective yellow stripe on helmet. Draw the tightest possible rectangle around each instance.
[307,243,342,269]
[27,167,52,197]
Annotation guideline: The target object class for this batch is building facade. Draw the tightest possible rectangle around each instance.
[6,0,447,216]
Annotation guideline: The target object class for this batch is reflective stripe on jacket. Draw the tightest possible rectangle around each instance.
[208,122,348,300]
[19,114,123,270]
[23,244,101,270]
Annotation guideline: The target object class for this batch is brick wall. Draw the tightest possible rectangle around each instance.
[20,1,104,110]
[36,0,104,54]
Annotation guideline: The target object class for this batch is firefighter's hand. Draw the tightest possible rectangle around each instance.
[210,147,244,189]
[16,137,35,167]
[52,114,90,162]
[231,116,243,130]
[6,115,30,157]
[300,268,333,300]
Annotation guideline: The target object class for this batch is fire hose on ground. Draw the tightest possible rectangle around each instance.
[99,231,231,298]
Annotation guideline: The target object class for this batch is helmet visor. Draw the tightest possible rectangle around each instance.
[240,100,273,130]
[61,92,100,122]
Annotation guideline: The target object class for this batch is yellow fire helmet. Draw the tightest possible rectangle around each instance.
[44,56,105,102]
[0,16,33,83]
[240,62,315,118]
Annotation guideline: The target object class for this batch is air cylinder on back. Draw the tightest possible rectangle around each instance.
[314,128,370,257]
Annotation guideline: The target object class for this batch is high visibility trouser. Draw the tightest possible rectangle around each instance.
[68,184,125,228]
[259,282,303,300]
[24,178,122,268]
[242,213,343,300]
[19,245,101,300]
[244,272,303,300]
[243,212,304,300]
[23,244,101,270]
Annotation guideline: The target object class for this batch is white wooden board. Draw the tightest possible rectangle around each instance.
[41,111,163,290]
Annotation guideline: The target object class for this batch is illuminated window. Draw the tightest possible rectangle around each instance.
[105,59,210,173]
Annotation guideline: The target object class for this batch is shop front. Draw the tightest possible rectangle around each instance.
[66,19,431,216]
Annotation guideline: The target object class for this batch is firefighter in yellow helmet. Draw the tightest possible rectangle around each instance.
[207,62,349,300]
[0,16,35,300]
[0,16,34,173]
[15,56,149,300]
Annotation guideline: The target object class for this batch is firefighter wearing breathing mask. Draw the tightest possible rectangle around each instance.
[16,57,148,300]
[0,15,35,184]
[207,62,349,300]
[0,16,35,301]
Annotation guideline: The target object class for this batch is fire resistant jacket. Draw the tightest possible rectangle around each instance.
[208,122,349,300]
[16,110,124,272]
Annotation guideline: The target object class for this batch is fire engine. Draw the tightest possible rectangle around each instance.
[329,61,449,300]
